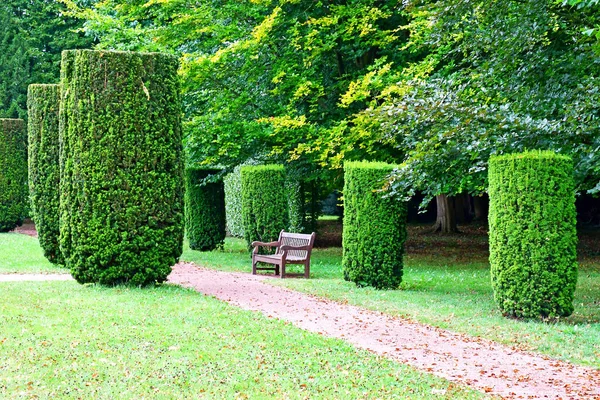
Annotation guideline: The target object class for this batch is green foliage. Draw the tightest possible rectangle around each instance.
[185,167,225,251]
[241,165,287,249]
[285,173,321,234]
[342,161,407,289]
[0,118,27,231]
[224,163,258,238]
[27,84,62,264]
[0,1,92,118]
[378,0,600,203]
[66,0,407,177]
[59,49,184,286]
[286,177,304,233]
[68,0,600,201]
[488,151,578,318]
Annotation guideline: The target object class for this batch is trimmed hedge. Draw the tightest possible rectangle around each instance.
[224,165,245,237]
[342,161,407,289]
[227,163,317,237]
[488,151,578,318]
[27,84,63,264]
[185,167,226,251]
[241,165,288,249]
[286,176,305,233]
[59,49,184,286]
[0,118,27,232]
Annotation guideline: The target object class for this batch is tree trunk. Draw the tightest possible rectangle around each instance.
[473,194,489,221]
[432,194,459,233]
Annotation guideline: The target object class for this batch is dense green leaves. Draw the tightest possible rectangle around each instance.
[241,165,287,250]
[488,151,578,318]
[342,161,407,289]
[0,1,92,118]
[63,0,600,204]
[379,0,600,203]
[59,50,184,286]
[27,84,62,264]
[185,167,226,251]
[0,118,27,231]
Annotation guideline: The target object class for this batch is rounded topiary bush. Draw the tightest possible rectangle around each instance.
[0,118,27,232]
[488,151,578,318]
[28,84,63,264]
[241,165,287,249]
[59,49,184,286]
[185,167,226,251]
[342,161,407,289]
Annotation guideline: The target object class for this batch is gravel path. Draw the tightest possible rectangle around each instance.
[168,262,600,400]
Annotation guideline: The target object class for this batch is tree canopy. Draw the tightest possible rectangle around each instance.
[0,1,93,119]
[12,0,600,202]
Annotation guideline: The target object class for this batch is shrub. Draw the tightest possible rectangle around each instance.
[488,151,578,318]
[228,163,318,236]
[342,161,407,289]
[185,167,226,251]
[0,118,27,232]
[27,84,63,264]
[285,174,321,234]
[286,176,304,233]
[224,165,245,237]
[241,165,287,249]
[59,49,184,286]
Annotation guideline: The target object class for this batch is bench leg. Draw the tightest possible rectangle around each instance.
[252,258,257,275]
[280,261,286,279]
[304,262,310,279]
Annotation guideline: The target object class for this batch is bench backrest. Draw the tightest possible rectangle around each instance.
[276,231,315,260]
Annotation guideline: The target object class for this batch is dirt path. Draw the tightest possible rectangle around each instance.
[168,262,600,400]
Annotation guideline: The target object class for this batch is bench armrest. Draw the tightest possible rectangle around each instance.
[251,241,280,248]
[280,244,312,251]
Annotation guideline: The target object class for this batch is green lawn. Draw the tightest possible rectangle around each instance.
[0,233,484,399]
[182,235,600,369]
[0,233,67,274]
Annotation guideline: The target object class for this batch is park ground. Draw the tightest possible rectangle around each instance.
[1,219,599,399]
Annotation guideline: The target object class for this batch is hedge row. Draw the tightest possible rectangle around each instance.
[27,84,63,264]
[227,163,318,237]
[0,118,27,232]
[488,151,578,318]
[224,165,245,237]
[342,161,407,289]
[59,50,184,286]
[241,165,288,249]
[185,167,226,251]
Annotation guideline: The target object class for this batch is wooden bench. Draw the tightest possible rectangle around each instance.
[251,230,316,278]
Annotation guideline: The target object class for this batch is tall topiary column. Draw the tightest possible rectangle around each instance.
[28,84,63,264]
[0,119,27,232]
[185,167,226,251]
[488,151,578,318]
[342,161,407,289]
[59,50,184,286]
[224,165,245,238]
[241,165,287,249]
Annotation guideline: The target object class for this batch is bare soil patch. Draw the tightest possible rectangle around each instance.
[13,219,38,238]
[168,262,600,400]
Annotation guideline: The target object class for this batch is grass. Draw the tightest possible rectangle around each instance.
[181,226,600,369]
[0,233,67,274]
[0,280,484,399]
[0,232,484,399]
